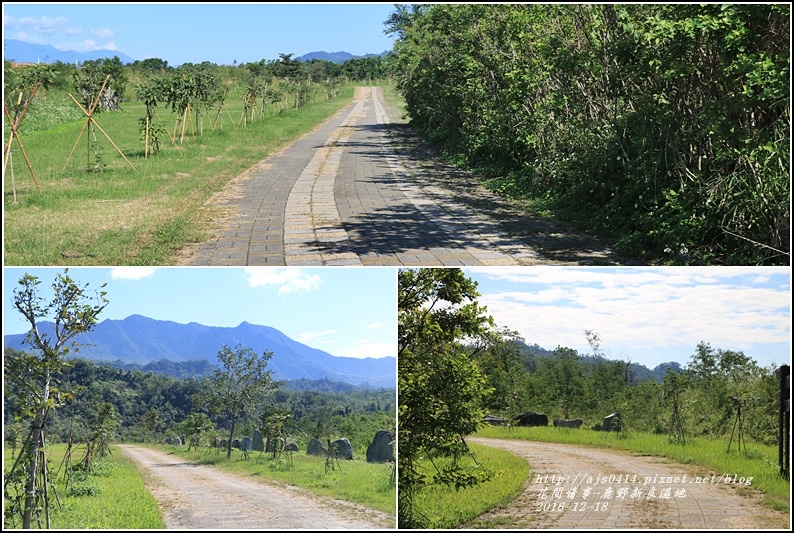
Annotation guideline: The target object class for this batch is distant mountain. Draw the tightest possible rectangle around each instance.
[3,39,136,65]
[4,315,395,388]
[296,50,389,63]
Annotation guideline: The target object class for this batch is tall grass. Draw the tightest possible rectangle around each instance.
[3,444,164,529]
[164,444,396,517]
[4,84,358,265]
[475,425,790,513]
[409,442,529,529]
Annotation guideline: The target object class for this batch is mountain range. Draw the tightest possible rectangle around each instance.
[4,315,396,389]
[3,39,387,66]
[3,39,136,65]
[296,50,390,63]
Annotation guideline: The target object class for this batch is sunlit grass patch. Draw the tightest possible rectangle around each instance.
[410,442,529,529]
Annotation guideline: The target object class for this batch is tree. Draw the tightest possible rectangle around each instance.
[138,408,166,443]
[199,344,281,459]
[535,346,585,420]
[7,270,108,529]
[180,411,214,450]
[132,57,170,73]
[398,268,495,528]
[471,327,527,423]
[72,57,127,112]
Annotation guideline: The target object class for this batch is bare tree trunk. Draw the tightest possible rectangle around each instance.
[22,373,50,529]
[226,417,237,459]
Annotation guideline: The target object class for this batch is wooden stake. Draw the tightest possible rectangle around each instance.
[3,104,42,195]
[63,76,137,172]
[3,84,43,195]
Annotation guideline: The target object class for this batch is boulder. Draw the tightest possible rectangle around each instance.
[483,415,505,426]
[331,438,354,460]
[514,411,549,427]
[285,441,299,452]
[307,438,328,456]
[366,430,393,463]
[252,429,265,452]
[240,436,253,452]
[603,412,621,432]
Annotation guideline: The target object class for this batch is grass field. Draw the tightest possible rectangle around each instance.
[3,444,164,529]
[163,444,396,516]
[4,82,377,265]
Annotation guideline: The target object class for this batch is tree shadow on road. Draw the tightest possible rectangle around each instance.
[331,123,628,265]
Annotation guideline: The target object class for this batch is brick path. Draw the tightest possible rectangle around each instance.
[467,437,788,529]
[118,445,394,529]
[178,87,617,266]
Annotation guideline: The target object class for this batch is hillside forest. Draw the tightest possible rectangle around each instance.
[3,350,395,460]
[386,4,790,265]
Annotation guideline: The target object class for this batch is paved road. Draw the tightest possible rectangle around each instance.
[118,445,394,529]
[178,87,617,266]
[466,437,788,529]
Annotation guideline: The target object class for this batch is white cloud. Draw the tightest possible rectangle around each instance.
[8,31,46,45]
[366,322,383,329]
[111,267,156,280]
[297,330,340,343]
[340,340,396,359]
[245,268,321,295]
[56,38,103,53]
[13,15,69,33]
[478,274,791,354]
[91,27,114,39]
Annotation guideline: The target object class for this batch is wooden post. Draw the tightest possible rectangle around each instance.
[3,84,43,195]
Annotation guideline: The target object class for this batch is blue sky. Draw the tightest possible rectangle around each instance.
[464,267,791,371]
[3,267,397,359]
[2,3,399,66]
[3,266,791,369]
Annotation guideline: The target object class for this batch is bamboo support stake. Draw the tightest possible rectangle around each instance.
[3,104,42,195]
[63,75,137,172]
[155,110,177,145]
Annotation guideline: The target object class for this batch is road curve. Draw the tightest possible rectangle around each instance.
[177,87,617,266]
[467,437,788,529]
[118,444,394,529]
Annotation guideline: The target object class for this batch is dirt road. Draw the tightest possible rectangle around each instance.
[467,437,788,529]
[178,87,617,266]
[118,445,394,529]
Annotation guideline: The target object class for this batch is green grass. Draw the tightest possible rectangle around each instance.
[475,425,790,514]
[3,444,164,529]
[3,83,364,265]
[163,444,396,516]
[410,442,530,529]
[380,82,407,120]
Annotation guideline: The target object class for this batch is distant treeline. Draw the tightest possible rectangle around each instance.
[3,351,395,456]
[4,51,393,104]
[472,339,782,445]
[387,4,789,265]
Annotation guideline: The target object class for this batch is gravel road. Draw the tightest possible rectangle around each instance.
[118,445,395,529]
[466,437,788,529]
